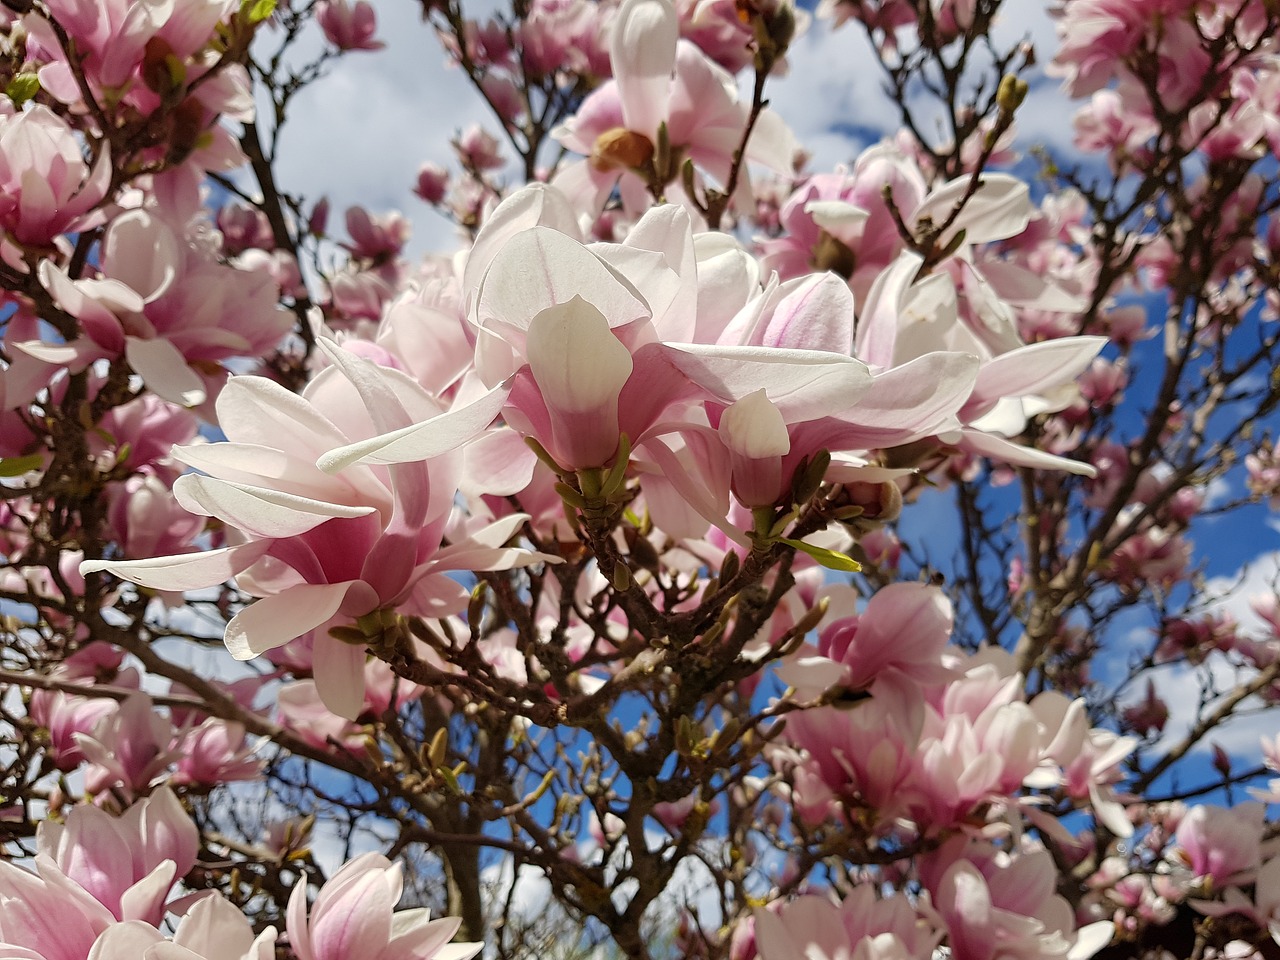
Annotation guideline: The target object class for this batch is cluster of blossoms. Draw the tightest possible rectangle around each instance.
[0,787,478,960]
[2,0,1280,958]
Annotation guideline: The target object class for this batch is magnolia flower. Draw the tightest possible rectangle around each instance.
[0,105,110,251]
[754,887,942,960]
[0,789,198,957]
[81,343,546,719]
[286,853,481,960]
[84,893,278,960]
[551,0,795,217]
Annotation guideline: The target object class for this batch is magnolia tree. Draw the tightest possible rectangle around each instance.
[2,0,1280,957]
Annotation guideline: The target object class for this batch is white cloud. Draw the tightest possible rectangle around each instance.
[1118,551,1280,767]
[1203,550,1280,627]
[250,3,484,256]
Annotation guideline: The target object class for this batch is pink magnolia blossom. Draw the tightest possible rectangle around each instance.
[37,788,197,925]
[316,0,385,51]
[754,886,942,960]
[778,582,955,698]
[286,853,482,960]
[759,144,927,306]
[81,344,544,719]
[31,209,293,407]
[922,839,1113,960]
[28,646,141,771]
[414,164,451,204]
[171,718,262,787]
[1175,803,1266,885]
[75,692,178,798]
[0,105,111,253]
[83,893,278,960]
[551,0,796,218]
[1190,854,1280,943]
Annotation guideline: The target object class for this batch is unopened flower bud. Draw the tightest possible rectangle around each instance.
[833,479,903,532]
[996,74,1028,114]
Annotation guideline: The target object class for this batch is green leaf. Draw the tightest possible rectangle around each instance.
[0,454,43,477]
[5,74,40,108]
[247,0,276,23]
[779,537,862,572]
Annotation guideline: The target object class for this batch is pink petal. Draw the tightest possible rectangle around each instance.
[316,380,511,472]
[312,634,369,721]
[224,582,354,660]
[663,343,871,420]
[173,475,376,538]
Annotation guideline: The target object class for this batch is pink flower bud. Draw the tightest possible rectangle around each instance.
[414,162,451,204]
[316,0,385,51]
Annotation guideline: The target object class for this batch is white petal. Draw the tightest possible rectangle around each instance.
[719,390,790,458]
[913,173,1033,245]
[317,381,511,472]
[475,227,649,335]
[664,343,870,420]
[611,0,678,135]
[526,297,634,413]
[1067,922,1114,960]
[79,541,270,592]
[224,581,354,660]
[125,337,206,407]
[958,428,1098,477]
[173,474,377,538]
[805,199,870,243]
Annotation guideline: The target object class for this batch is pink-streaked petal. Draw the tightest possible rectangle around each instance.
[751,907,798,960]
[116,860,176,924]
[312,634,370,721]
[216,376,350,455]
[459,428,537,498]
[173,475,376,538]
[977,259,1085,312]
[286,880,316,960]
[475,227,650,335]
[856,252,923,368]
[844,351,978,431]
[967,336,1107,410]
[224,582,354,660]
[640,436,748,547]
[317,380,511,472]
[101,210,179,302]
[464,184,584,299]
[760,273,855,355]
[663,343,871,420]
[79,541,271,592]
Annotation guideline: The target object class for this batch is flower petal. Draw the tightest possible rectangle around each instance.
[224,582,354,660]
[173,474,376,538]
[611,0,678,135]
[125,336,206,407]
[79,541,271,592]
